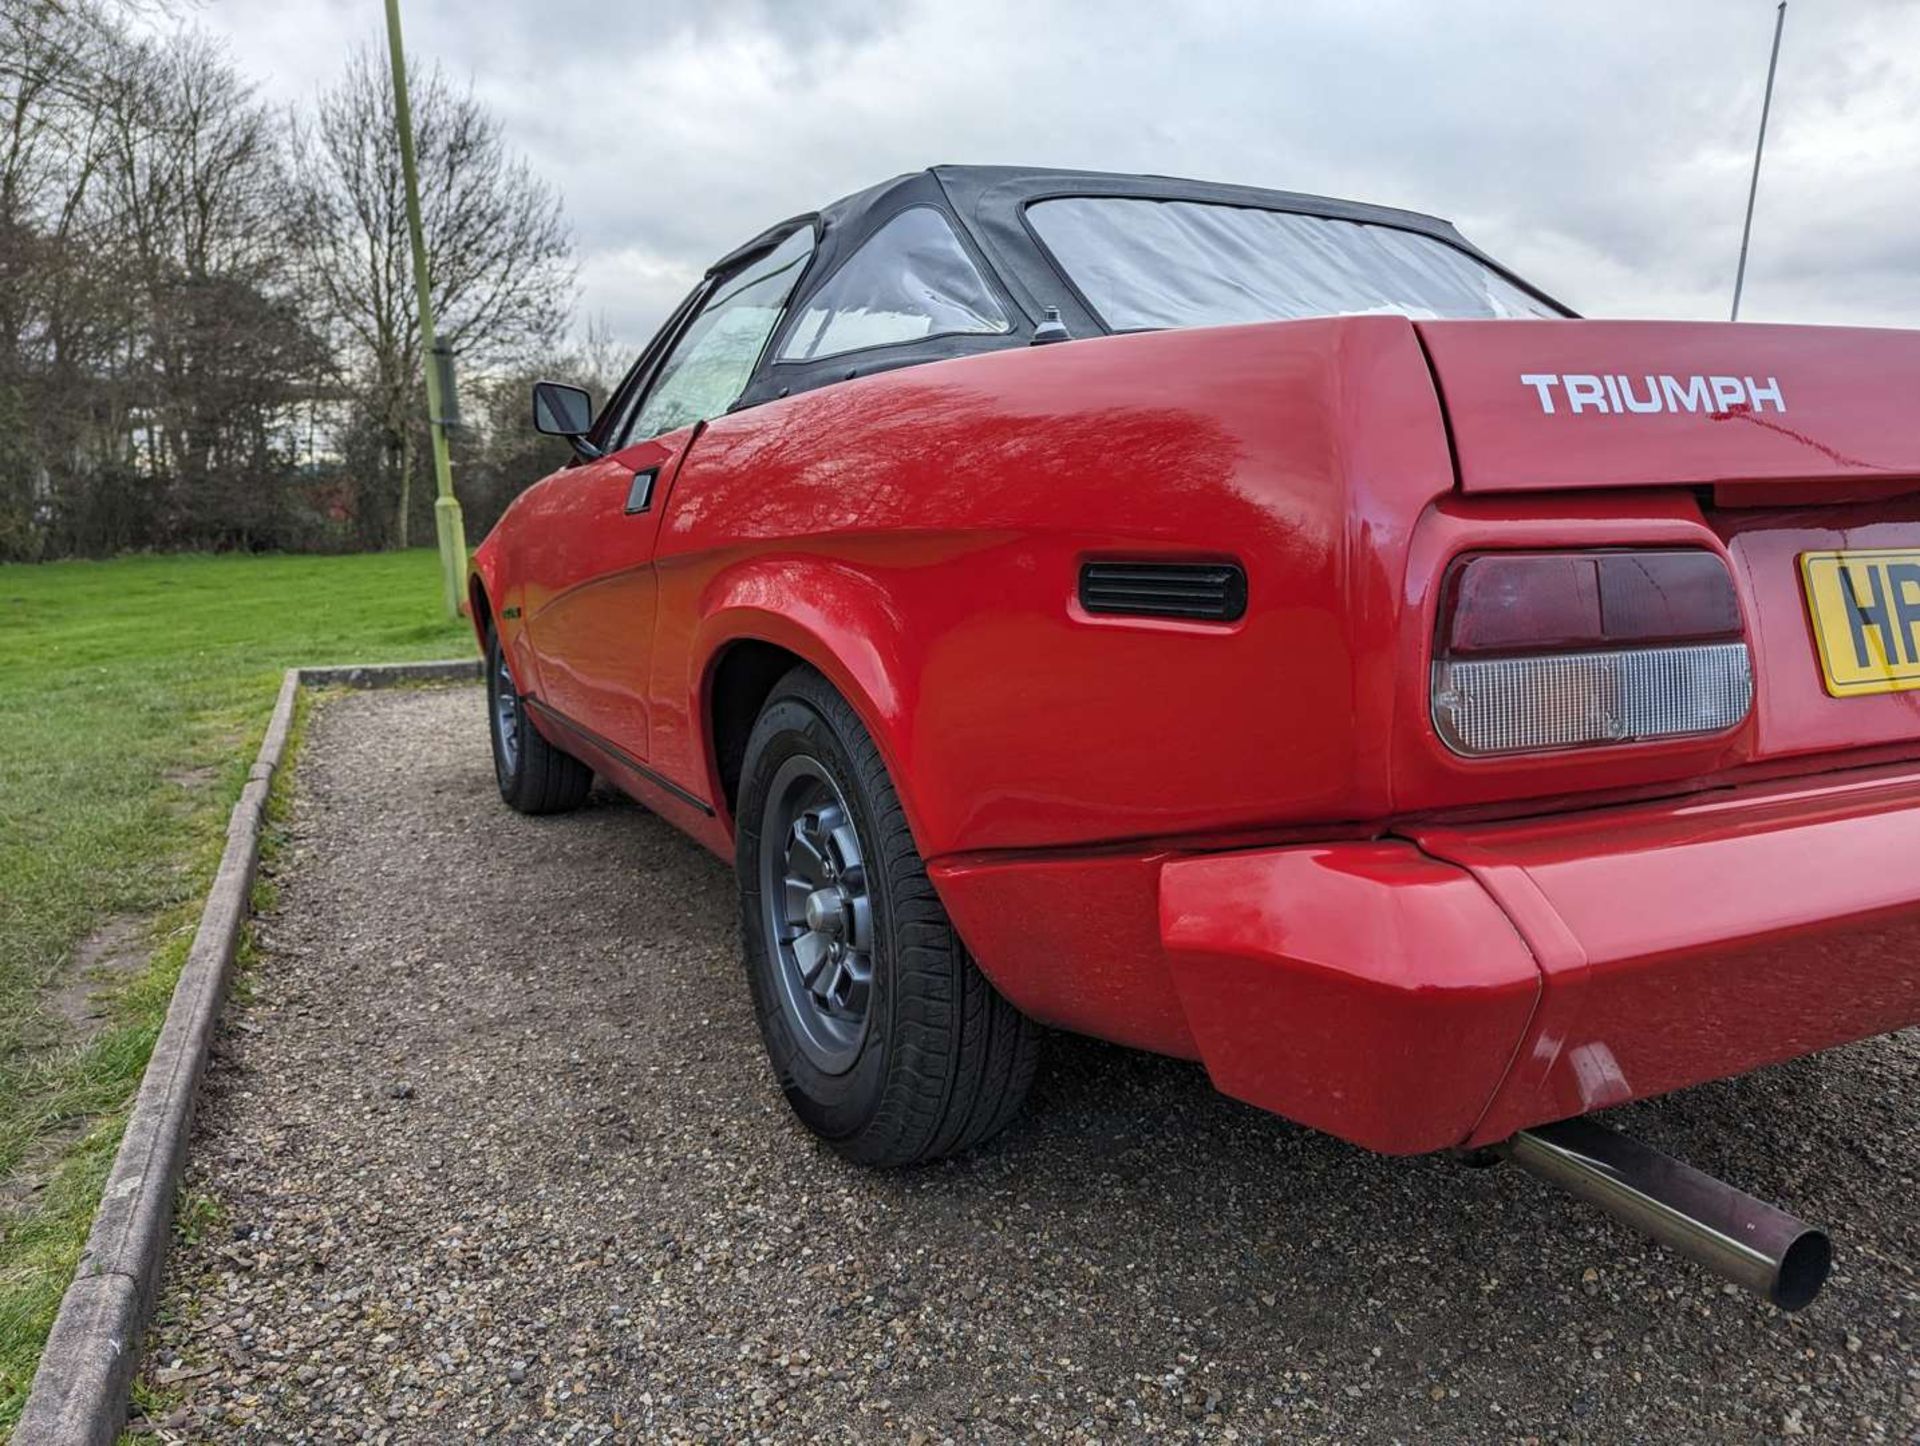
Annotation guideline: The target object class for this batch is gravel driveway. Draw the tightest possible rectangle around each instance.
[138,684,1919,1443]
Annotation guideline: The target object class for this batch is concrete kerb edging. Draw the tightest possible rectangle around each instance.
[14,657,481,1446]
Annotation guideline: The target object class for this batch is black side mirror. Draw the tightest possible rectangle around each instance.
[532,380,600,459]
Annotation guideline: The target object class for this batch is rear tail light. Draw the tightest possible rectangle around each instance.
[1431,550,1753,756]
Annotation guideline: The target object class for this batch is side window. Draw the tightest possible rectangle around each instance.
[777,207,1008,362]
[627,227,814,442]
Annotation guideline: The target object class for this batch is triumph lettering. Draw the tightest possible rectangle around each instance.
[1519,372,1787,416]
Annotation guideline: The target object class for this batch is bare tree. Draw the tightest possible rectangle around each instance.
[0,7,572,559]
[1,6,333,557]
[288,46,573,548]
[0,0,135,554]
[96,31,325,543]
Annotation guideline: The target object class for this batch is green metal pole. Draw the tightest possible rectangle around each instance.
[383,0,467,616]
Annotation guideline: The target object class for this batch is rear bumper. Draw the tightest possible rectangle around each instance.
[1157,762,1920,1154]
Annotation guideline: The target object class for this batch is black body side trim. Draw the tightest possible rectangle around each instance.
[1079,561,1248,622]
[523,697,716,816]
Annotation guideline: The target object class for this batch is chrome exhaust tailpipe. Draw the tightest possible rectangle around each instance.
[1501,1117,1831,1311]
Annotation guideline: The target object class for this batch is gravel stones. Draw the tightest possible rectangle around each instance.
[137,685,1920,1442]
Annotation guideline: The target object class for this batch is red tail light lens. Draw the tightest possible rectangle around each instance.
[1433,550,1751,756]
[1444,551,1744,654]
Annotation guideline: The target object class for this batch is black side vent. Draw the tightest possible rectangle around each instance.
[1078,561,1248,622]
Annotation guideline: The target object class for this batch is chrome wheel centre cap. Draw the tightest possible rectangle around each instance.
[804,887,846,936]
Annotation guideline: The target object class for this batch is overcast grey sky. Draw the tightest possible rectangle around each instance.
[168,0,1919,353]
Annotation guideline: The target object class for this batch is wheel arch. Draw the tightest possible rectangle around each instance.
[470,536,544,699]
[694,564,921,841]
[468,571,494,644]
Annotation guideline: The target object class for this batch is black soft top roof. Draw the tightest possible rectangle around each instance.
[690,165,1566,414]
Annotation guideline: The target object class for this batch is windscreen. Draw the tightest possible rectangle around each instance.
[1028,196,1559,331]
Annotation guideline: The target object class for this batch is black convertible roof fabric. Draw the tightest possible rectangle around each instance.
[707,165,1567,411]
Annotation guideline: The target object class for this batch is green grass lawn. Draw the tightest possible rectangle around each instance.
[0,550,474,1427]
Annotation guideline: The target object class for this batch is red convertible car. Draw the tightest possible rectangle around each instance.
[472,166,1920,1307]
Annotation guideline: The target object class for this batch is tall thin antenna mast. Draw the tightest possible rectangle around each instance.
[1731,1,1787,321]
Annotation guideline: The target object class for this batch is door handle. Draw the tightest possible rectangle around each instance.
[624,467,659,515]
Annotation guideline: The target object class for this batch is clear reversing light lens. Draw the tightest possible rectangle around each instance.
[1433,643,1753,755]
[1432,550,1752,757]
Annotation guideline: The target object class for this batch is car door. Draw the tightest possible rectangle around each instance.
[510,431,689,760]
[520,225,816,762]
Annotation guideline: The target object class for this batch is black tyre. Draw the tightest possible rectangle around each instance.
[486,628,592,815]
[736,666,1040,1166]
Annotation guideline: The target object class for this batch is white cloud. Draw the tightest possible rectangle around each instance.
[185,0,1920,350]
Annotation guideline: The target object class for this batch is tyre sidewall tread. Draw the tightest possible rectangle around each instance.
[735,666,1038,1166]
[735,693,891,1135]
[487,630,592,816]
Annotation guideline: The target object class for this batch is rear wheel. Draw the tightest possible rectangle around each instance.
[486,629,592,815]
[736,666,1040,1166]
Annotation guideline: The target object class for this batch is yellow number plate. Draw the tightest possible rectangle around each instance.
[1800,548,1920,696]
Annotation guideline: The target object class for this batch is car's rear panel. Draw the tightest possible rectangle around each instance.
[1398,318,1920,807]
[936,315,1920,1150]
[1170,318,1920,1150]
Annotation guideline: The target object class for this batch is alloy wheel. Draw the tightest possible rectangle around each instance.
[758,754,874,1073]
